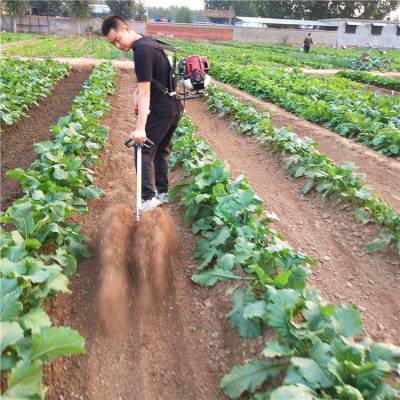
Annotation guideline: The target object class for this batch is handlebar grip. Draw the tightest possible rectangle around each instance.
[124,138,135,148]
[123,137,155,149]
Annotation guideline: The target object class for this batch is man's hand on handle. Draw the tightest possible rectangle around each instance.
[130,129,147,143]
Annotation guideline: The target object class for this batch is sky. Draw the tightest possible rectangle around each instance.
[144,0,204,10]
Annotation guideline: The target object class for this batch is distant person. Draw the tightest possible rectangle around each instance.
[304,33,313,54]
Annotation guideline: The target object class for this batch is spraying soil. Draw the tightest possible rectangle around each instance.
[98,205,177,341]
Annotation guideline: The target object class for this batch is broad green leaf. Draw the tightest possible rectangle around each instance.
[269,384,320,400]
[1,352,19,372]
[367,341,400,369]
[332,305,362,337]
[210,227,231,246]
[335,384,364,400]
[11,201,35,238]
[24,238,42,250]
[0,279,22,321]
[46,272,70,293]
[263,340,293,358]
[243,300,267,320]
[192,268,243,287]
[0,321,24,352]
[220,360,284,399]
[353,208,372,224]
[265,288,301,338]
[30,327,85,362]
[302,180,315,194]
[1,359,45,400]
[20,308,51,335]
[285,357,334,389]
[228,289,262,338]
[53,165,68,180]
[216,253,235,270]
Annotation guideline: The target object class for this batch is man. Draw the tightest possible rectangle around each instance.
[101,15,183,210]
[304,33,313,54]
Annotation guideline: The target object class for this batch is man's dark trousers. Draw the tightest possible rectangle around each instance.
[304,45,310,53]
[135,110,182,200]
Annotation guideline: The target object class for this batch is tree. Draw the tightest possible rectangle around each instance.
[205,0,399,20]
[27,0,63,16]
[3,0,27,32]
[106,0,136,20]
[67,0,92,35]
[204,1,231,10]
[135,1,147,21]
[357,0,399,19]
[175,6,192,23]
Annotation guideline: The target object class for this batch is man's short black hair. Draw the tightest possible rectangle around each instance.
[101,15,128,36]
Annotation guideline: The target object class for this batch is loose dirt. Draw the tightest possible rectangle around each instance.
[362,83,399,95]
[1,67,92,210]
[45,69,256,400]
[185,98,400,345]
[214,80,400,213]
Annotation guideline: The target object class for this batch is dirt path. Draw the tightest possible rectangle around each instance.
[185,99,400,345]
[362,83,399,95]
[1,67,92,211]
[302,67,400,78]
[45,69,253,400]
[214,80,400,213]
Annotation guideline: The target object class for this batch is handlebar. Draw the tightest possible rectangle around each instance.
[124,137,155,149]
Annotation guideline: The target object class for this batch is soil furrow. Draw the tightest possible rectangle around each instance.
[185,98,400,345]
[213,80,400,213]
[45,69,245,400]
[1,67,92,210]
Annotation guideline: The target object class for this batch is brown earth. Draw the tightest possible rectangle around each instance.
[185,98,400,345]
[362,83,399,96]
[44,69,258,400]
[214,80,400,213]
[0,67,91,210]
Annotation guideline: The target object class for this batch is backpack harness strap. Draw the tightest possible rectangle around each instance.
[133,36,178,97]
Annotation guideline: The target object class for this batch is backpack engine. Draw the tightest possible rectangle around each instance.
[177,55,211,96]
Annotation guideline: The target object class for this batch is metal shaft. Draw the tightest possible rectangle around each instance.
[136,145,142,222]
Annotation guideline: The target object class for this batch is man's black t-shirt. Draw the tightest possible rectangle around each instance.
[132,36,181,115]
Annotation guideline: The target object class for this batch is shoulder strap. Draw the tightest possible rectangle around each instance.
[133,35,177,53]
[133,35,177,96]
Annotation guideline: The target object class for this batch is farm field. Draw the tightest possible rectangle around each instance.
[0,58,70,125]
[2,32,400,71]
[1,33,400,400]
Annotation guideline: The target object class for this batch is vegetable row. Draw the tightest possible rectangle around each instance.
[336,70,400,91]
[170,115,400,400]
[213,41,400,72]
[0,58,70,126]
[207,84,400,254]
[0,62,116,399]
[210,62,400,157]
[1,35,130,61]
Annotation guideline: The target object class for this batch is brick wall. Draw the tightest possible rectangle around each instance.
[145,22,233,41]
